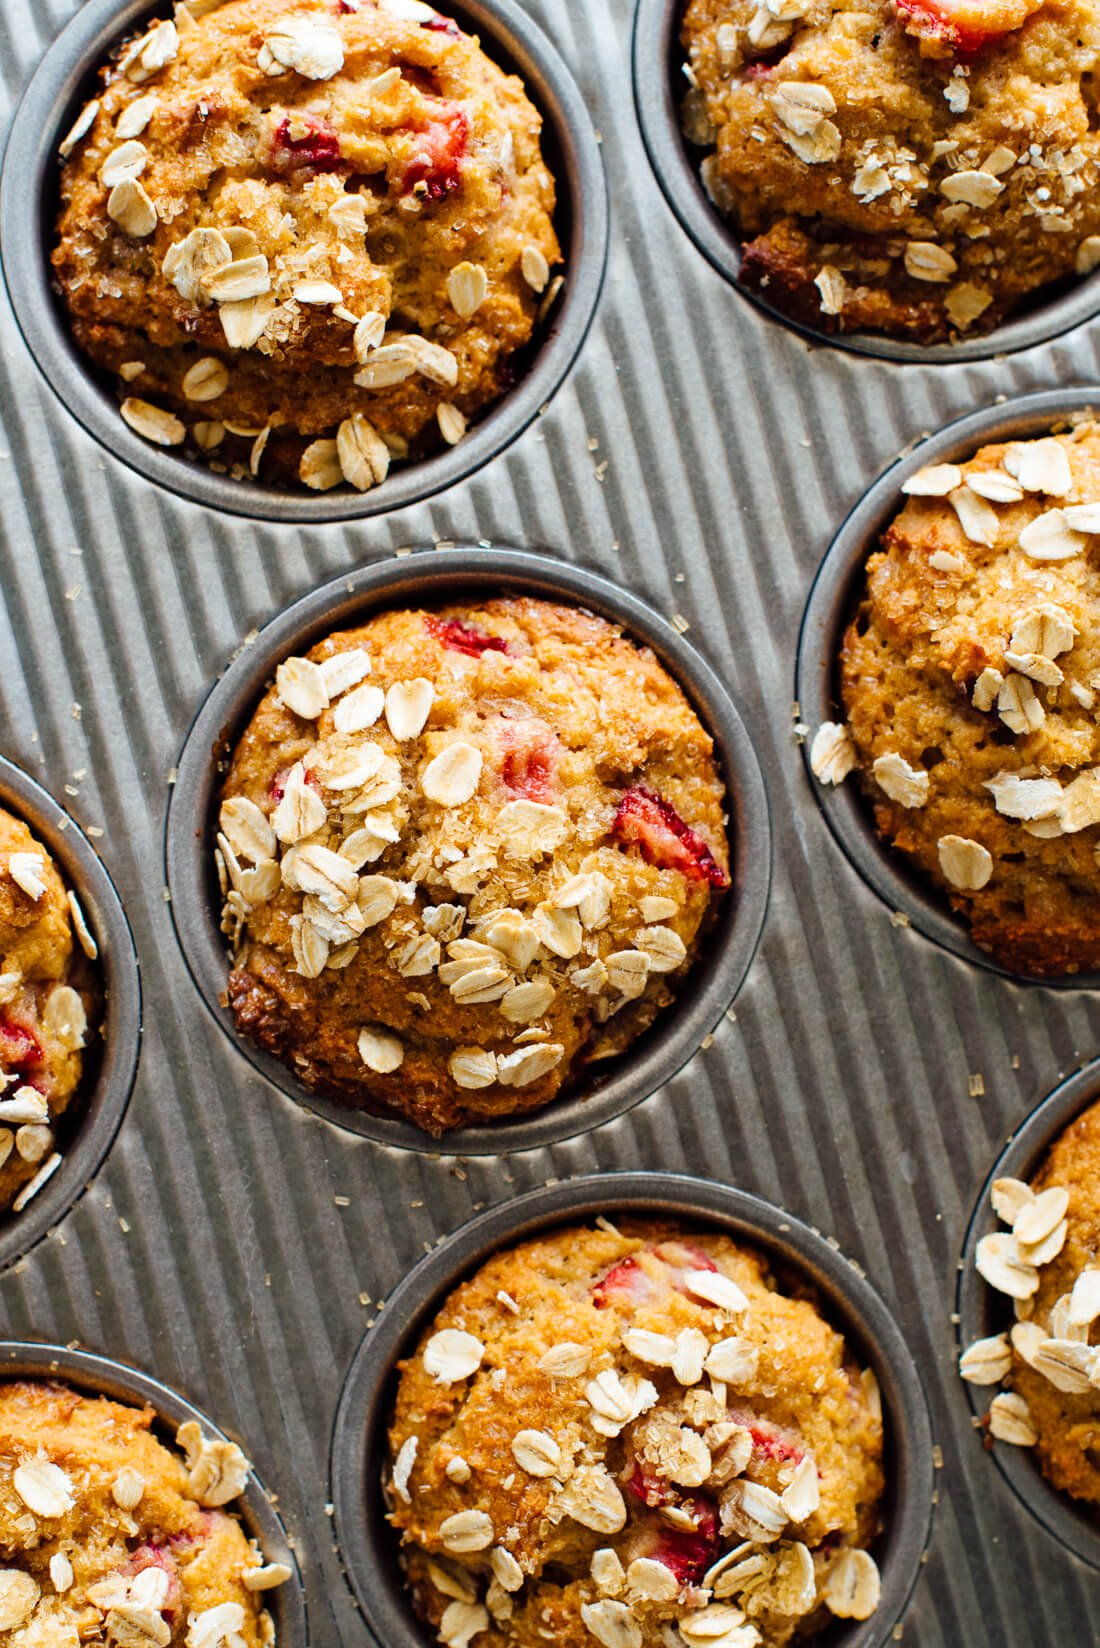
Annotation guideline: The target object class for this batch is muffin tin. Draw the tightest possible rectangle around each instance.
[0,0,608,523]
[0,755,141,1275]
[0,1340,308,1642]
[332,1172,934,1648]
[4,0,1100,1641]
[164,547,770,1155]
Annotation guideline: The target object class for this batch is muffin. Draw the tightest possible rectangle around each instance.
[680,0,1100,343]
[385,1220,886,1648]
[812,420,1100,976]
[0,1379,289,1644]
[52,0,560,491]
[217,597,730,1133]
[0,808,98,1214]
[961,1097,1100,1502]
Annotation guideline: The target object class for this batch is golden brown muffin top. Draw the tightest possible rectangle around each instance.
[815,420,1100,975]
[0,1380,290,1644]
[387,1221,885,1648]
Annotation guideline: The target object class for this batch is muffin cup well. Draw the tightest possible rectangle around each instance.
[0,1339,308,1641]
[330,1170,935,1648]
[0,754,141,1272]
[796,385,1100,986]
[631,0,1100,364]
[164,546,771,1156]
[0,0,608,524]
[957,1060,1100,1572]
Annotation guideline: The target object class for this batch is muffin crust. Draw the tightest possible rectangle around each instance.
[818,420,1100,976]
[218,598,730,1132]
[52,0,560,490]
[681,0,1100,343]
[386,1221,885,1648]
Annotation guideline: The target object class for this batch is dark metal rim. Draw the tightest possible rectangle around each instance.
[163,545,772,1156]
[330,1171,936,1648]
[0,0,608,523]
[956,1059,1100,1572]
[0,1339,309,1642]
[630,0,1100,364]
[795,384,1100,989]
[0,755,142,1272]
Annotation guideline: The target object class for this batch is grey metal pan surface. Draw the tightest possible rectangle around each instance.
[0,1338,308,1643]
[331,1171,935,1648]
[0,0,608,523]
[957,1059,1100,1573]
[164,547,771,1156]
[631,0,1100,364]
[8,0,1100,1641]
[0,755,141,1274]
[796,385,1100,987]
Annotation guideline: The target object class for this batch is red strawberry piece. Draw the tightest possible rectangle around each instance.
[498,722,559,803]
[426,616,510,657]
[611,787,728,889]
[653,1240,717,1275]
[731,1413,806,1467]
[401,105,468,200]
[0,1015,42,1070]
[895,0,1038,52]
[123,1545,183,1614]
[421,12,462,34]
[629,1498,720,1587]
[273,116,344,175]
[592,1254,656,1308]
[625,1462,676,1508]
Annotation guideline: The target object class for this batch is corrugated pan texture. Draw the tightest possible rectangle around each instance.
[4,0,1100,1643]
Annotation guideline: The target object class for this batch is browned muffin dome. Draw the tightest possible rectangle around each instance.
[52,0,560,490]
[961,1099,1100,1503]
[680,0,1100,343]
[814,420,1100,976]
[0,808,97,1215]
[0,1380,289,1645]
[386,1221,886,1648]
[216,598,730,1133]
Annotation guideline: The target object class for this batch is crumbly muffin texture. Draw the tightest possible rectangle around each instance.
[218,598,730,1133]
[962,1100,1100,1502]
[815,421,1100,976]
[386,1222,885,1648]
[52,0,560,490]
[0,1381,289,1646]
[681,0,1100,343]
[0,810,97,1215]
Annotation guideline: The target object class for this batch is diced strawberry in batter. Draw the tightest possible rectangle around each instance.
[498,722,559,803]
[123,1544,183,1615]
[421,12,462,35]
[625,1462,676,1507]
[273,116,344,174]
[0,1015,42,1070]
[611,787,728,888]
[627,1497,720,1587]
[895,0,1041,52]
[732,1413,806,1467]
[426,616,510,657]
[593,1242,718,1309]
[401,106,468,200]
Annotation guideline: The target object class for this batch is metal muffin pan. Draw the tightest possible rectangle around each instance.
[331,1171,935,1648]
[631,0,1100,364]
[0,1338,308,1642]
[0,0,609,523]
[957,1059,1100,1573]
[0,755,141,1275]
[164,546,771,1156]
[796,384,1100,987]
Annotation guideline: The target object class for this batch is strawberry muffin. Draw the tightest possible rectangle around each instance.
[681,0,1100,343]
[216,597,731,1133]
[0,1380,290,1645]
[51,0,560,490]
[386,1221,886,1648]
[961,1098,1100,1502]
[0,809,98,1215]
[813,420,1100,976]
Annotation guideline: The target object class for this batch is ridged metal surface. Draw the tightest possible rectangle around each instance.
[3,0,1100,1643]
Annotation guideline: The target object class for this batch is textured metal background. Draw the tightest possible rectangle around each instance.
[3,0,1100,1643]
